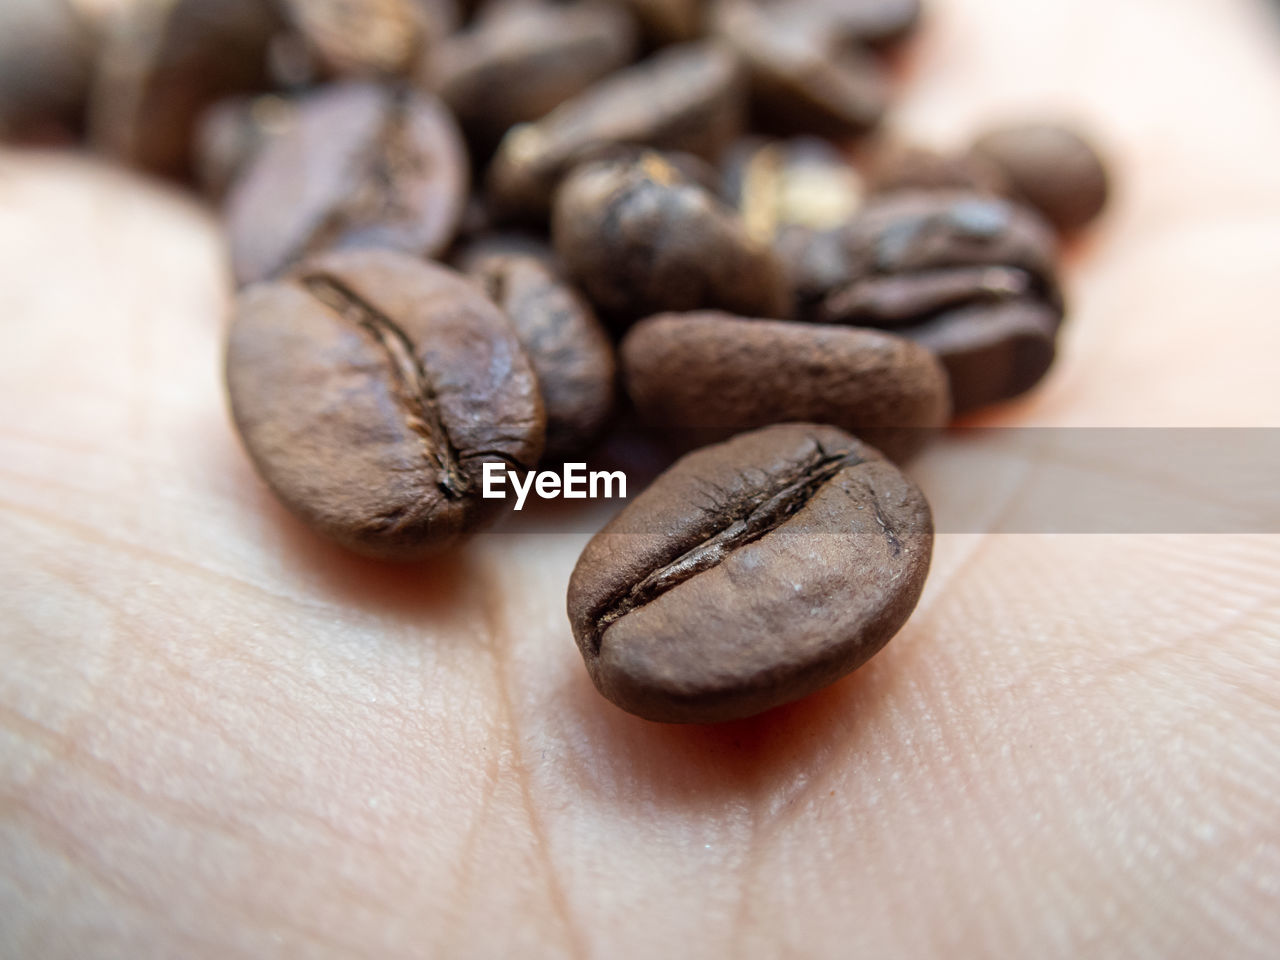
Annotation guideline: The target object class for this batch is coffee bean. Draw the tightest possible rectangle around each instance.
[486,41,747,221]
[865,140,1010,197]
[722,136,864,242]
[226,250,545,559]
[89,0,283,178]
[619,0,706,44]
[225,81,469,286]
[567,422,933,723]
[434,0,637,156]
[969,122,1110,232]
[462,247,617,459]
[901,300,1058,414]
[620,311,950,461]
[0,0,94,143]
[713,0,888,139]
[277,0,457,78]
[552,153,791,326]
[790,190,1064,412]
[194,94,297,203]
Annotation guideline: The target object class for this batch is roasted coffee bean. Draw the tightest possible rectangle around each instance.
[620,0,706,44]
[89,0,283,178]
[277,0,457,78]
[486,41,747,221]
[226,249,545,559]
[969,122,1111,233]
[462,247,617,459]
[567,422,933,723]
[621,311,949,461]
[793,190,1064,412]
[803,190,1061,322]
[225,81,468,287]
[865,140,1010,197]
[434,0,637,155]
[723,136,864,242]
[713,0,887,139]
[552,153,791,326]
[0,0,94,142]
[901,300,1058,414]
[194,94,296,203]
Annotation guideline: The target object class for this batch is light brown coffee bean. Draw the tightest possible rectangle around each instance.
[567,422,934,723]
[969,122,1111,232]
[226,249,545,559]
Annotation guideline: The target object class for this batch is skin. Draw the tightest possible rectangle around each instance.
[1,0,1278,956]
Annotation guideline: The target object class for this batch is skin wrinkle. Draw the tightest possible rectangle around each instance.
[4,0,1280,955]
[478,560,590,960]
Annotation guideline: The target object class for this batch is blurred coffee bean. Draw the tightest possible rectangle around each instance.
[226,82,469,286]
[277,0,457,78]
[462,246,617,459]
[552,152,790,327]
[713,0,887,138]
[486,41,746,221]
[0,0,94,142]
[194,94,296,203]
[434,0,637,156]
[799,190,1065,412]
[89,0,283,178]
[865,140,1010,197]
[969,122,1111,232]
[723,136,863,243]
[901,299,1059,414]
[621,311,950,462]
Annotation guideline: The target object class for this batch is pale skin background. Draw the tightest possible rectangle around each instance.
[2,0,1280,956]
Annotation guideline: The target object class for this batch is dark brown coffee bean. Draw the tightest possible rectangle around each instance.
[619,0,706,44]
[552,153,791,326]
[225,82,469,287]
[723,136,863,244]
[864,140,1010,197]
[0,0,94,142]
[713,0,888,139]
[486,41,747,221]
[89,0,283,178]
[796,190,1065,412]
[567,422,933,723]
[226,249,545,559]
[900,300,1058,414]
[969,122,1111,232]
[194,94,297,203]
[462,248,617,459]
[434,0,637,155]
[277,0,458,78]
[620,311,950,461]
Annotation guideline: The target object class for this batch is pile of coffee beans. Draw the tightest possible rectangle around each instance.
[4,0,1111,723]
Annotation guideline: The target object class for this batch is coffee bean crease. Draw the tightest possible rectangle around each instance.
[300,272,467,498]
[590,443,868,651]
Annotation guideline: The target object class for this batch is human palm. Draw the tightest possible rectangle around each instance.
[3,0,1279,956]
